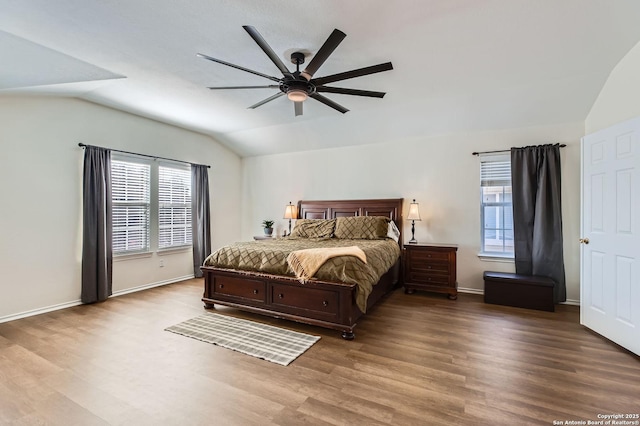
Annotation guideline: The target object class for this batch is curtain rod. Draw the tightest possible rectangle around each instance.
[472,144,566,156]
[78,143,211,168]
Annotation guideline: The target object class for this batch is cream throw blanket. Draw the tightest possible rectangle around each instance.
[287,246,367,283]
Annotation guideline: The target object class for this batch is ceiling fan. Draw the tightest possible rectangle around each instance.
[197,26,393,116]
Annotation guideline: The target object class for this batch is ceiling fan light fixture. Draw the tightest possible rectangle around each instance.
[287,89,308,102]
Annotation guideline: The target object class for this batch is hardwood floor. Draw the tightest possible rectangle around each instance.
[0,279,638,426]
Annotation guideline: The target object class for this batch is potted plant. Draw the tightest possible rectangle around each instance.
[262,220,275,236]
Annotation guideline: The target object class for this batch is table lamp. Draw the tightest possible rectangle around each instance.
[407,199,421,244]
[283,201,297,236]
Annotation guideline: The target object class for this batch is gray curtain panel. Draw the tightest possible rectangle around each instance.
[81,146,113,303]
[511,144,566,303]
[191,165,211,278]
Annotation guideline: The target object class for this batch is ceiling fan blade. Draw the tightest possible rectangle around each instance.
[311,62,393,86]
[197,53,281,82]
[294,101,303,116]
[208,85,280,90]
[248,92,285,109]
[301,29,346,81]
[309,93,349,114]
[243,26,292,77]
[316,86,386,98]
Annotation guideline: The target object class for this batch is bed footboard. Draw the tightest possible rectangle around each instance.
[201,260,399,340]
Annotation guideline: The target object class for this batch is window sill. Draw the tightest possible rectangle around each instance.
[158,246,192,256]
[478,253,514,263]
[114,251,153,262]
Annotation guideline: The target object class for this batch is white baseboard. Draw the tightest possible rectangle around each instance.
[111,274,195,297]
[0,275,195,324]
[458,287,484,295]
[457,287,581,306]
[0,299,85,324]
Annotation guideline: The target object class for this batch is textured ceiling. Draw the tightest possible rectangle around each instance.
[1,0,640,157]
[0,30,124,90]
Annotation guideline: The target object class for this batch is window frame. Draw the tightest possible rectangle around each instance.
[111,153,193,258]
[479,153,514,260]
[158,161,192,251]
[111,154,152,256]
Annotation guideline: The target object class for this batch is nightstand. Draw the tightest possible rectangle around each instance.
[403,243,458,299]
[253,235,275,240]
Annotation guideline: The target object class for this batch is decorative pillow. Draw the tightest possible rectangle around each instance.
[387,220,401,242]
[334,216,390,239]
[289,219,336,238]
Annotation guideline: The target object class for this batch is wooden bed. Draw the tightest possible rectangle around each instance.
[201,198,403,339]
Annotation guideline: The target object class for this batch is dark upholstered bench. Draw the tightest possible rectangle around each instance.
[483,271,555,312]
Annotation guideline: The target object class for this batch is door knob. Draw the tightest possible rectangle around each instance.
[579,238,590,244]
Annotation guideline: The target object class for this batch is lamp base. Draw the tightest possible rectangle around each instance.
[408,220,418,244]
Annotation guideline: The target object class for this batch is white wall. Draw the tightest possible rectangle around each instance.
[0,96,242,320]
[586,39,640,133]
[7,35,640,321]
[242,122,584,302]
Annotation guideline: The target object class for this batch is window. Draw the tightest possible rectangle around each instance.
[112,159,151,254]
[158,165,192,249]
[480,154,514,256]
[111,154,192,255]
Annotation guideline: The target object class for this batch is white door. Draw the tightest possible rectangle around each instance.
[581,117,640,356]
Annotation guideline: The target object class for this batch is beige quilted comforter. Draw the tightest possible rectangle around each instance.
[203,237,400,312]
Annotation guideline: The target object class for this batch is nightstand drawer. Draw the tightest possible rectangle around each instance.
[407,261,450,274]
[407,272,450,286]
[407,249,451,262]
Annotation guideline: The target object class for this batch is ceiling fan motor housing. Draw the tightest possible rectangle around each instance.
[281,79,315,96]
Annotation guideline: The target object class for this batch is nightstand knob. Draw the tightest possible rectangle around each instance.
[253,289,258,294]
[219,284,224,289]
[322,301,328,307]
[278,293,284,299]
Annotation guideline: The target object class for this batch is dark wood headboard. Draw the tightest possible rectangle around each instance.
[297,198,404,246]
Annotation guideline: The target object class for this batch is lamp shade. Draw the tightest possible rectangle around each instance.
[283,202,297,219]
[407,199,421,221]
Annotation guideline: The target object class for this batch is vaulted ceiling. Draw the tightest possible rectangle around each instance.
[2,0,640,157]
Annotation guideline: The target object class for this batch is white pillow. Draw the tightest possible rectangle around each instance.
[387,221,400,242]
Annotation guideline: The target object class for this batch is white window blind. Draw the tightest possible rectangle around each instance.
[158,165,192,249]
[112,159,150,253]
[480,155,511,187]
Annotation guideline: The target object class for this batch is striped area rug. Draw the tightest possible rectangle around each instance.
[165,312,320,366]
